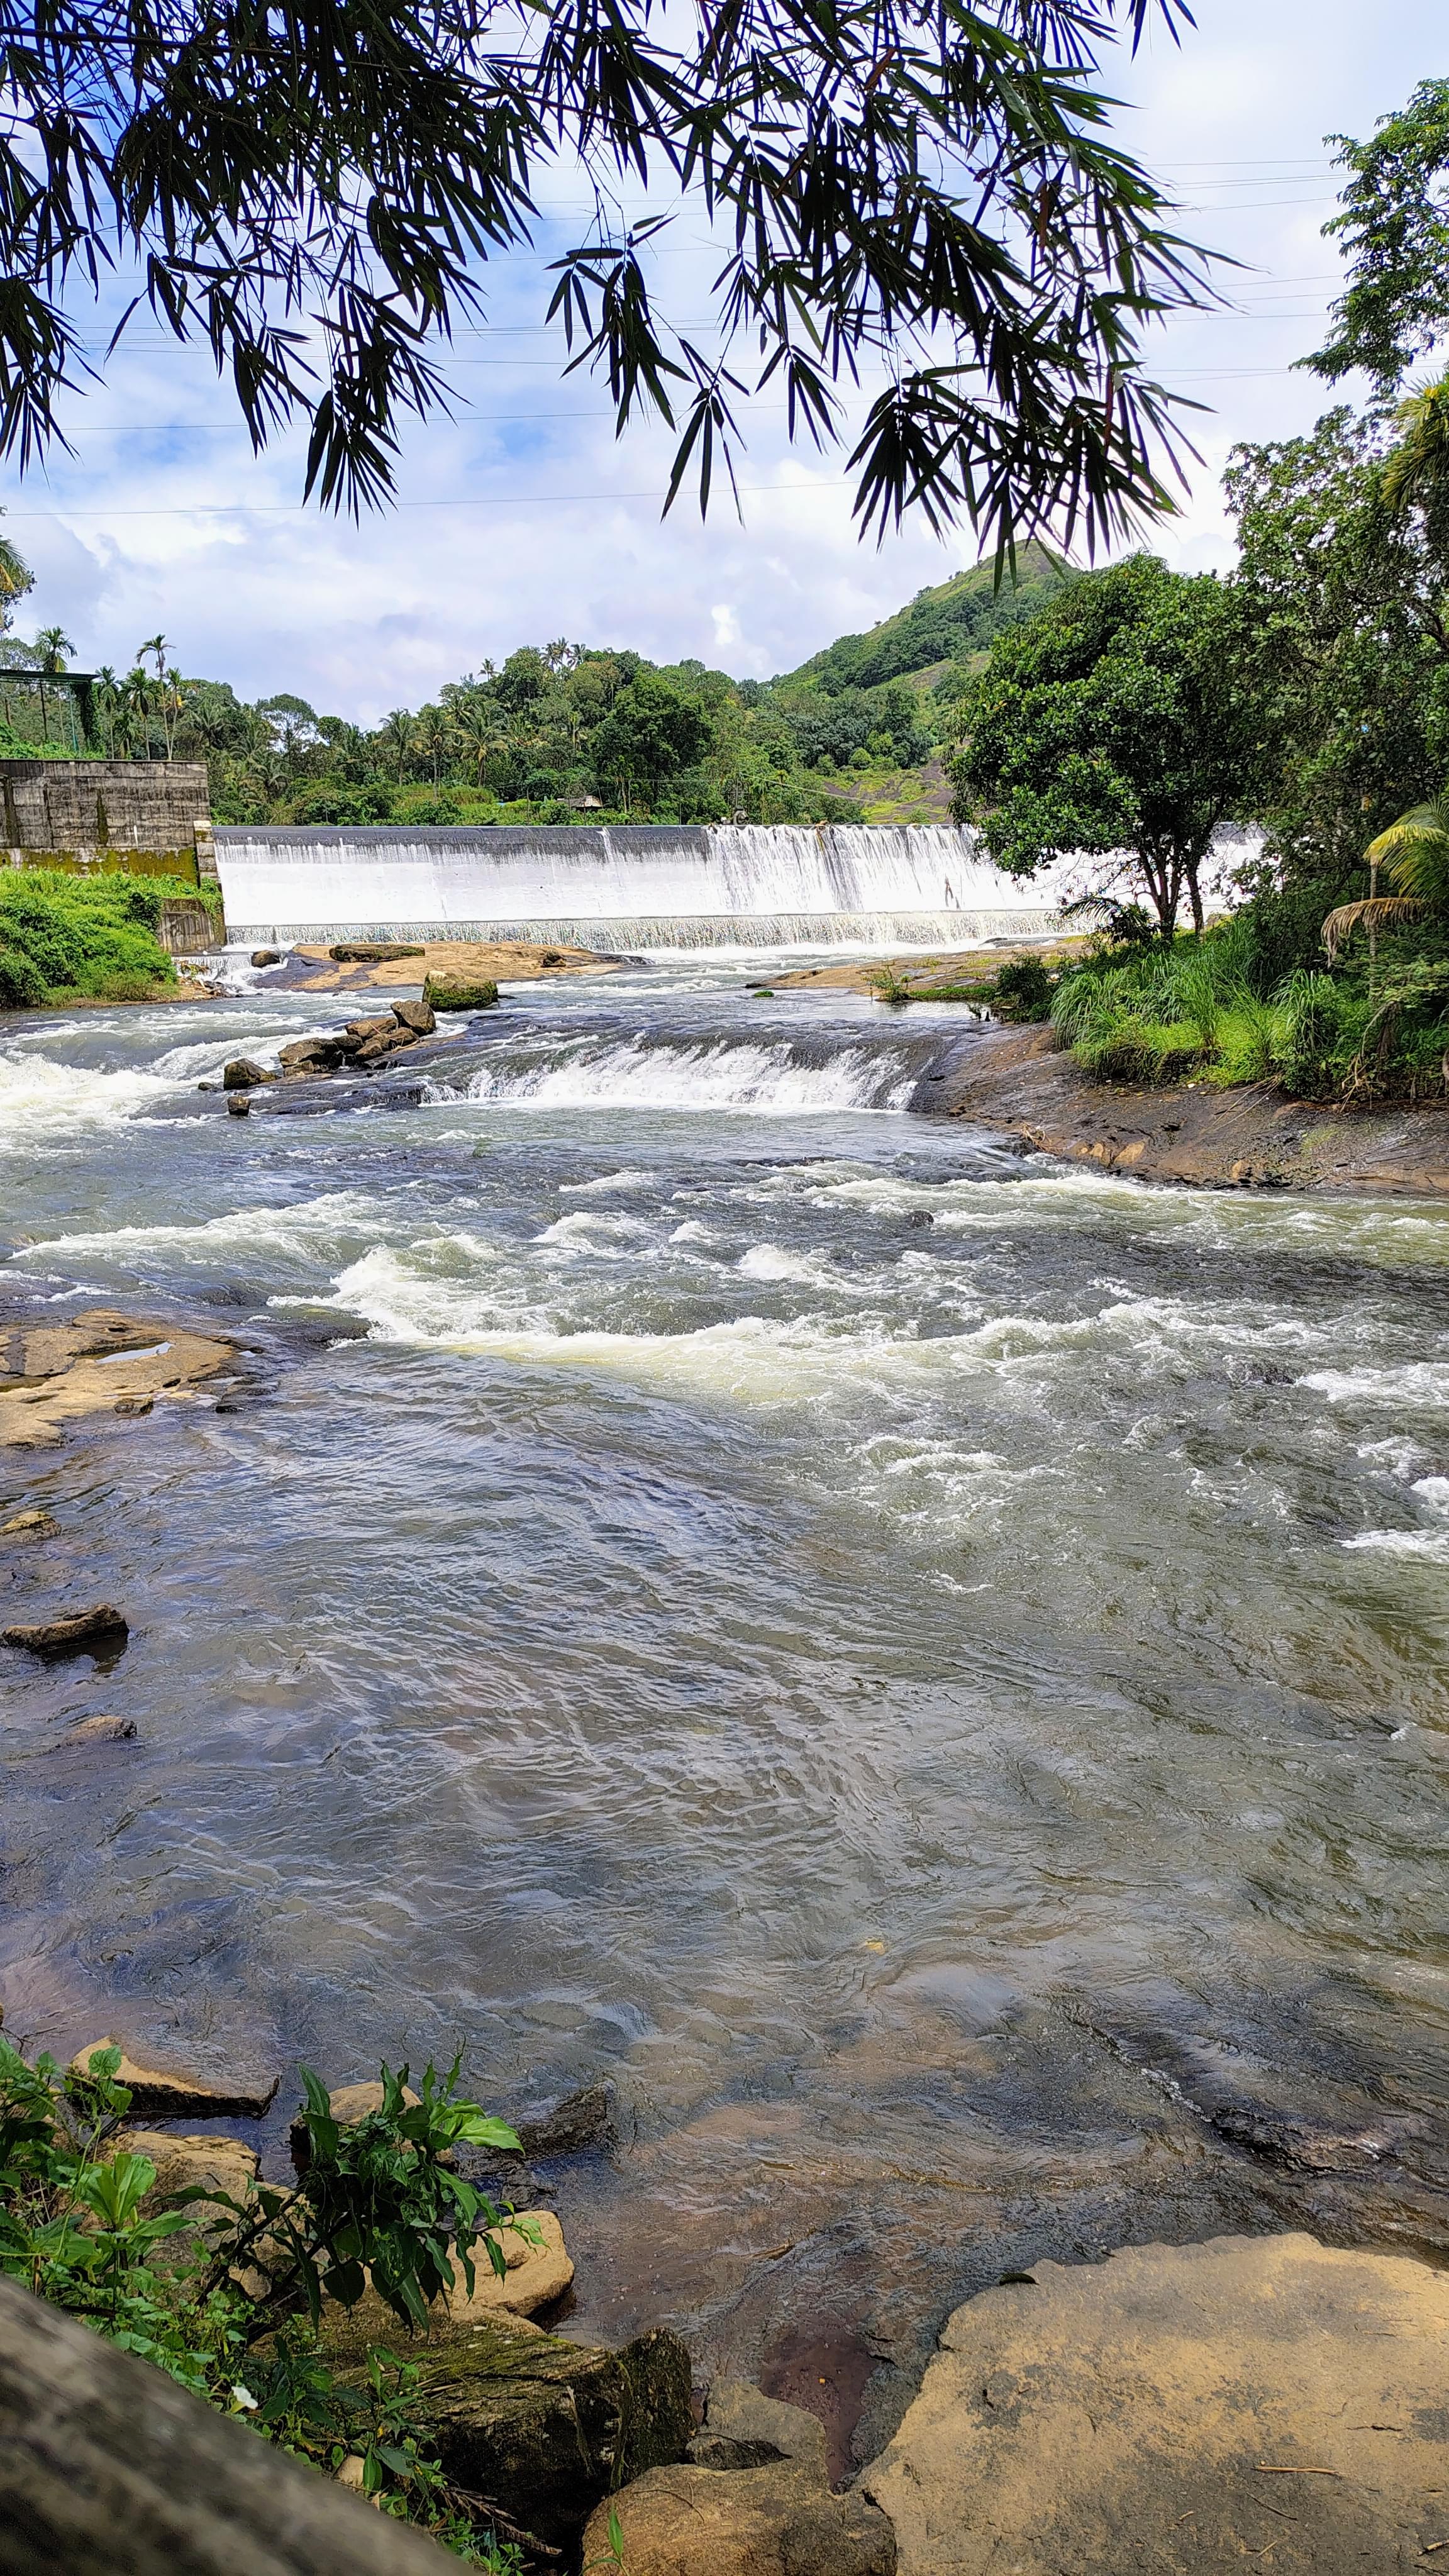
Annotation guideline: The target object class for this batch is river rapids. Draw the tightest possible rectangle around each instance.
[3,951,1448,2461]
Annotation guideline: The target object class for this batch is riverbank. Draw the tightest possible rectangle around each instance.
[938,1021,1449,1194]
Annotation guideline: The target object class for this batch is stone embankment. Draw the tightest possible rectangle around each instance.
[940,1023,1449,1195]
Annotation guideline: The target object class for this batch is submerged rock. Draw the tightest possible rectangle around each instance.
[68,2040,280,2119]
[424,972,499,1013]
[321,2302,693,2548]
[516,2080,616,2158]
[50,1714,137,1746]
[0,1311,235,1448]
[862,2232,1449,2575]
[1,1509,58,1538]
[3,1602,128,1657]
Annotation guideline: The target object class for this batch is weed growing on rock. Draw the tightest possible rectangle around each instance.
[0,2036,533,2564]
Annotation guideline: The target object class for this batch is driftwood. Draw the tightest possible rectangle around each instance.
[0,2273,448,2576]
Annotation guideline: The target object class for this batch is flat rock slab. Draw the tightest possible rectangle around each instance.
[70,2040,280,2119]
[0,1308,235,1446]
[863,2231,1449,2574]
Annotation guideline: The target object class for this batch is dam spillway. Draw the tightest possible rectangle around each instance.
[213,821,1065,949]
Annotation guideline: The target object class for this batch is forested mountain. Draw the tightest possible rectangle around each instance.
[0,553,1066,831]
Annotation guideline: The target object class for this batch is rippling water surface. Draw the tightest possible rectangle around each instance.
[4,953,1449,2453]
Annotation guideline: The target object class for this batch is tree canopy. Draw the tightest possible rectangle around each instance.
[0,0,1209,544]
[1310,80,1449,398]
[949,553,1266,936]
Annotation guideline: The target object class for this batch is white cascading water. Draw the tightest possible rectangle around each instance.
[214,821,1075,948]
[428,1030,931,1113]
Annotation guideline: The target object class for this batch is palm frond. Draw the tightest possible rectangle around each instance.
[1321,896,1429,962]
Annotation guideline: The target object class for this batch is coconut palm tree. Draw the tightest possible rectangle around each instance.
[1382,380,1449,523]
[414,702,451,789]
[448,699,506,788]
[379,708,415,782]
[1324,800,1449,970]
[94,667,120,756]
[0,523,34,634]
[32,625,74,745]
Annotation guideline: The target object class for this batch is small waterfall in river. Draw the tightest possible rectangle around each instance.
[214,821,1071,948]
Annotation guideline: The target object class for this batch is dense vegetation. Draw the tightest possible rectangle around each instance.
[0,2039,534,2568]
[0,870,186,1008]
[0,555,1065,831]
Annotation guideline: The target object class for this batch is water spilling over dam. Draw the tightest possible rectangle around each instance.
[214,820,1068,948]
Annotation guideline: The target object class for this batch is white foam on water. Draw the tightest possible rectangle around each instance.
[1300,1363,1449,1410]
[11,1190,398,1272]
[447,1033,920,1114]
[0,1049,179,1151]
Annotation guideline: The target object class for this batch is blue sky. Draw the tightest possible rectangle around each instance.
[1,0,1441,720]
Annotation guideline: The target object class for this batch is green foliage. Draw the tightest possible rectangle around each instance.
[0,0,1208,548]
[0,2036,531,2565]
[991,957,1056,1021]
[0,870,180,1004]
[777,549,1067,695]
[950,555,1270,936]
[1309,80,1449,397]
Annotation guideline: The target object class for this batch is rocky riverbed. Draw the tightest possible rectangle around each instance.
[4,950,1449,2570]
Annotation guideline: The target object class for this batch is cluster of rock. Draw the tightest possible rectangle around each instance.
[221,997,440,1094]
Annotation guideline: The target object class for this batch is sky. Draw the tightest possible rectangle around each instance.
[0,0,1441,722]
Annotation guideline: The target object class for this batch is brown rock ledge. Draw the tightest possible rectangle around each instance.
[863,2232,1449,2576]
[940,1023,1449,1194]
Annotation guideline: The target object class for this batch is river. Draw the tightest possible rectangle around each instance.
[3,951,1448,2465]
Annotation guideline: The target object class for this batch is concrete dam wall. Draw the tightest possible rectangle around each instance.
[214,822,1067,949]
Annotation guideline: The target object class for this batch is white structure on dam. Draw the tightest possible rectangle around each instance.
[214,821,1070,950]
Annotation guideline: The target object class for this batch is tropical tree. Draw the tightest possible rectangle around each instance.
[590,670,714,814]
[94,666,119,757]
[32,624,72,743]
[950,554,1269,937]
[414,703,451,789]
[1310,80,1449,399]
[380,709,415,782]
[1324,799,1449,962]
[0,0,1211,547]
[121,666,156,757]
[0,520,33,633]
[448,700,506,789]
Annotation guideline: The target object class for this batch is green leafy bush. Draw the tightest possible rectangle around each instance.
[0,2037,530,2565]
[990,957,1056,1021]
[0,870,182,1004]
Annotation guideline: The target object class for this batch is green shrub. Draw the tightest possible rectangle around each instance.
[0,870,180,1004]
[991,956,1055,1020]
[0,2038,530,2565]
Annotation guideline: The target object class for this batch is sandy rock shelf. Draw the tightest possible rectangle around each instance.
[0,1309,237,1447]
[863,2233,1449,2575]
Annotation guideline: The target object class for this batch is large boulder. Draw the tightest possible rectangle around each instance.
[278,1037,350,1075]
[319,2302,692,2549]
[391,997,436,1036]
[423,972,498,1013]
[862,2232,1449,2575]
[222,1057,274,1089]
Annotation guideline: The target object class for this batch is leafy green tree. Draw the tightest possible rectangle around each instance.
[1309,80,1449,397]
[950,554,1265,936]
[1223,410,1449,893]
[0,516,33,631]
[591,670,714,813]
[0,0,1209,543]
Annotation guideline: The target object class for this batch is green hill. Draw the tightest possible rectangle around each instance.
[775,542,1067,697]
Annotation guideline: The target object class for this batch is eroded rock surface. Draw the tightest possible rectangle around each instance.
[69,2040,280,2119]
[587,2379,893,2575]
[0,1309,236,1446]
[321,2302,693,2548]
[863,2232,1449,2575]
[940,1023,1449,1195]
